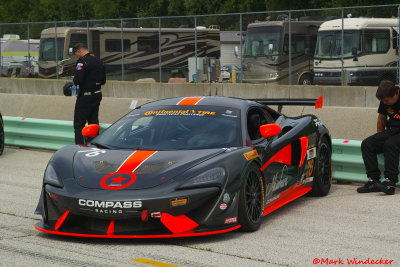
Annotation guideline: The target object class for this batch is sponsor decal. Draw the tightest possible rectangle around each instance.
[223,193,230,203]
[307,147,316,160]
[144,109,215,117]
[170,197,188,207]
[100,172,136,190]
[151,212,161,218]
[264,165,289,197]
[78,199,142,214]
[243,149,259,161]
[219,203,228,210]
[313,118,323,127]
[224,216,237,224]
[305,159,315,178]
[77,147,106,157]
[302,177,314,184]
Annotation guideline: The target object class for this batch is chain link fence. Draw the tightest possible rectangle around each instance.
[0,4,399,85]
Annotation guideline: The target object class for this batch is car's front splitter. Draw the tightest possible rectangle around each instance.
[35,211,241,238]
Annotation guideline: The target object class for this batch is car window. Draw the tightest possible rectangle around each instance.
[247,108,273,141]
[95,106,242,150]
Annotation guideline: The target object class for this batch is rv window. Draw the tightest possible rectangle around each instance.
[364,30,390,54]
[39,38,65,61]
[137,36,159,52]
[69,34,87,49]
[244,26,282,57]
[283,34,306,55]
[105,39,131,52]
[314,30,361,59]
[392,28,398,50]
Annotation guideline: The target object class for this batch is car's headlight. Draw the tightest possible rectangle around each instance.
[179,167,226,189]
[43,163,63,188]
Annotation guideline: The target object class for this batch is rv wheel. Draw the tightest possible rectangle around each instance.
[299,74,313,85]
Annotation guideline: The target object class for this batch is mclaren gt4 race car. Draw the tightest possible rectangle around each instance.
[35,96,331,238]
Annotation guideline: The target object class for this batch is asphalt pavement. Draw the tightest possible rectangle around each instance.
[0,146,399,267]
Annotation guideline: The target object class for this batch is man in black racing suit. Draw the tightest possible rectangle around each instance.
[72,43,106,145]
[358,80,399,195]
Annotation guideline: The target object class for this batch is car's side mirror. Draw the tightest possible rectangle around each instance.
[259,123,281,138]
[82,124,99,138]
[82,124,99,145]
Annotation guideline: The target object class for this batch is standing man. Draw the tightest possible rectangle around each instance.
[358,80,399,195]
[72,43,106,145]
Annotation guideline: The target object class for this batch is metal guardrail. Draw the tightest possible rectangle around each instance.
[3,116,110,150]
[3,116,395,185]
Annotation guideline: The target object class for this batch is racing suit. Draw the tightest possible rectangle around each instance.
[361,99,400,184]
[73,53,106,145]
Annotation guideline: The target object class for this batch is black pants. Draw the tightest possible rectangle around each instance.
[73,93,102,145]
[361,130,400,183]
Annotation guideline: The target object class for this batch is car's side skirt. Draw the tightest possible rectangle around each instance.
[263,183,312,216]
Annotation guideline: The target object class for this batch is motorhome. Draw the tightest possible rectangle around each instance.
[241,17,322,84]
[313,18,399,86]
[38,25,220,81]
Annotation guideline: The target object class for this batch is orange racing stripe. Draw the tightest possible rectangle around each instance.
[117,150,157,173]
[177,97,204,106]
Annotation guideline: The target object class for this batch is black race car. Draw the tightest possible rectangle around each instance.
[0,112,4,156]
[35,96,331,238]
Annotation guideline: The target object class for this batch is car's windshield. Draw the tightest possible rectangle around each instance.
[39,37,65,61]
[314,30,361,59]
[244,26,282,57]
[93,105,242,150]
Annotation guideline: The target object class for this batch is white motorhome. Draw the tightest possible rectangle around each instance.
[313,18,399,86]
[241,17,322,84]
[38,26,220,81]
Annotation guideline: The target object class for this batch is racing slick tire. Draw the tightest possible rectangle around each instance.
[0,114,4,156]
[310,137,332,196]
[238,163,265,232]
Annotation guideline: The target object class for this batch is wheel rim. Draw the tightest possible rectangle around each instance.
[302,78,312,85]
[318,144,331,185]
[245,171,263,223]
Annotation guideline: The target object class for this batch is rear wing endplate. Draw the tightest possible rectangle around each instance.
[251,95,323,112]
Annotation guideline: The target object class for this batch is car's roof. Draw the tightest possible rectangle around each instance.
[141,96,262,110]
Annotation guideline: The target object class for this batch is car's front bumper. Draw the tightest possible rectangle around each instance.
[35,183,241,238]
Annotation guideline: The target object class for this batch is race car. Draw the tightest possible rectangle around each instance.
[34,96,331,238]
[0,112,4,156]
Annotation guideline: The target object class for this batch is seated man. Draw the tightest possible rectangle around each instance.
[358,80,399,195]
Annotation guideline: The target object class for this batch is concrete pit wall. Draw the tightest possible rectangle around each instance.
[0,77,380,108]
[0,78,381,140]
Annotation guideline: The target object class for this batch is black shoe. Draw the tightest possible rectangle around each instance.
[376,178,396,195]
[357,179,381,193]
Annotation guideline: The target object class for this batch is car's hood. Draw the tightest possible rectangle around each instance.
[73,147,225,190]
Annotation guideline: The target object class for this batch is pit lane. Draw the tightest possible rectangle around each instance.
[0,147,399,267]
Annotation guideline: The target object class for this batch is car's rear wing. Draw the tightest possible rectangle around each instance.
[251,95,323,112]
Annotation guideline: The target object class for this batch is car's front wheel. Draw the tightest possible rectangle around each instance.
[238,164,265,232]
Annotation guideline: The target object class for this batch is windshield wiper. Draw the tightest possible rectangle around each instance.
[90,142,113,149]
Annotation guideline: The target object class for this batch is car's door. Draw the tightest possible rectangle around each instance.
[246,107,307,201]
